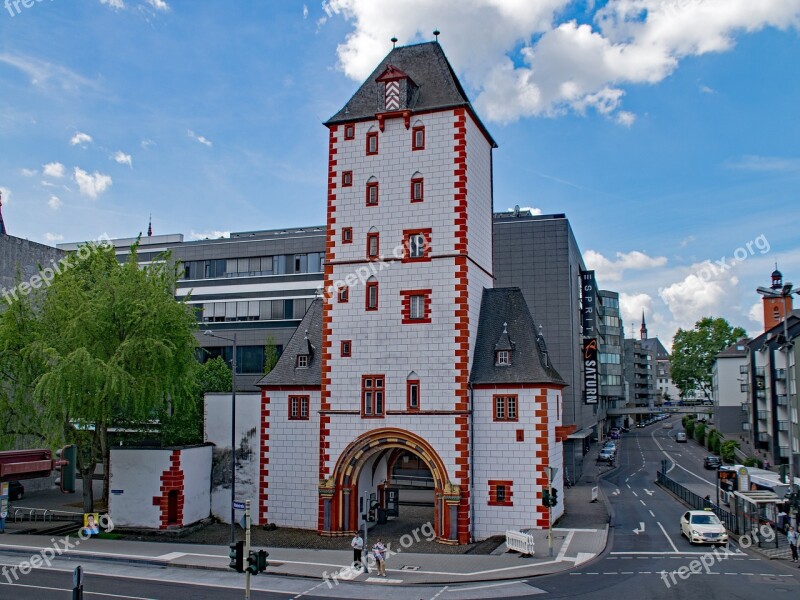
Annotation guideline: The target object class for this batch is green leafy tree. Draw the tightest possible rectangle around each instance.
[721,440,740,463]
[685,420,695,439]
[694,422,706,444]
[11,242,199,512]
[671,317,747,401]
[263,335,279,375]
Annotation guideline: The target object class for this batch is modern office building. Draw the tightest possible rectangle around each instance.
[712,340,751,436]
[60,228,325,390]
[623,337,656,409]
[493,211,603,481]
[597,290,625,427]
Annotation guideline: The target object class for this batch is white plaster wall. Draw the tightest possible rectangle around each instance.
[205,392,262,525]
[464,113,494,276]
[262,389,320,529]
[109,449,172,528]
[181,446,212,526]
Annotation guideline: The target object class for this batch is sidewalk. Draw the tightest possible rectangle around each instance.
[0,480,610,584]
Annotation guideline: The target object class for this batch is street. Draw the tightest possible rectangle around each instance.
[1,417,796,599]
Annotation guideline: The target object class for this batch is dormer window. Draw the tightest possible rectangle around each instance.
[494,322,514,366]
[297,354,309,369]
[496,350,510,366]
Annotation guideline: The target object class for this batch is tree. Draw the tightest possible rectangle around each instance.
[721,440,740,463]
[685,419,695,440]
[263,335,279,375]
[694,422,706,444]
[670,317,747,401]
[12,242,198,512]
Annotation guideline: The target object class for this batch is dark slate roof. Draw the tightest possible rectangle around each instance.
[470,288,565,386]
[257,299,322,387]
[641,337,670,360]
[494,326,514,352]
[716,338,752,358]
[326,41,497,147]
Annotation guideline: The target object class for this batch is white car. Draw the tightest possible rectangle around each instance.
[680,510,728,545]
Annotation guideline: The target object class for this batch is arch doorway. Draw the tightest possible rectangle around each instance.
[318,428,463,543]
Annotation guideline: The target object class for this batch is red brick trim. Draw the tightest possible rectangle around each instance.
[400,289,432,324]
[402,228,432,262]
[410,177,424,203]
[406,379,420,411]
[534,391,551,528]
[453,108,471,544]
[488,480,513,506]
[412,125,425,151]
[261,385,319,391]
[340,340,352,357]
[366,131,378,155]
[492,394,519,422]
[471,383,565,390]
[555,424,577,442]
[516,429,525,442]
[152,450,184,529]
[260,389,271,524]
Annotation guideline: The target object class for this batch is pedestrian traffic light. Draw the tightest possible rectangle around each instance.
[54,445,76,494]
[246,550,259,575]
[256,549,269,572]
[550,488,559,507]
[542,489,551,507]
[229,541,244,572]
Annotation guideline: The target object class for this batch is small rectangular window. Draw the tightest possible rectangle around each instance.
[404,229,431,261]
[412,126,425,150]
[366,132,379,155]
[362,375,385,417]
[407,380,420,410]
[493,395,519,422]
[296,355,308,369]
[366,182,379,206]
[411,178,424,202]
[288,395,310,421]
[342,227,353,244]
[367,232,380,258]
[341,340,352,357]
[488,480,513,506]
[496,351,510,366]
[344,124,355,140]
[366,281,379,311]
[516,429,524,442]
[338,286,349,303]
[409,295,424,320]
[342,171,353,187]
[496,485,506,504]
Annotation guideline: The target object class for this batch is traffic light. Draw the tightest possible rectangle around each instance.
[550,488,559,507]
[246,549,269,575]
[229,541,244,572]
[54,445,77,494]
[780,464,788,484]
[542,489,551,507]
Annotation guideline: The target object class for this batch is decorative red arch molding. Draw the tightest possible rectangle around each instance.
[318,428,461,543]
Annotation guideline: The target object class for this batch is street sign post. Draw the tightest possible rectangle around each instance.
[72,566,84,600]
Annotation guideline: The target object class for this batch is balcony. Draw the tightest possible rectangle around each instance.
[757,410,769,420]
[756,367,766,378]
[778,421,790,432]
[777,394,788,406]
[740,402,750,413]
[756,389,767,399]
[779,445,790,457]
[775,368,787,381]
[758,432,771,443]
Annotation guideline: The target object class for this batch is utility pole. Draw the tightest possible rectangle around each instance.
[244,500,251,600]
[546,466,557,557]
[362,490,369,574]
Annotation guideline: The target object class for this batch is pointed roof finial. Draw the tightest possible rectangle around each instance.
[503,321,508,334]
[147,213,152,237]
[391,36,397,48]
[433,29,440,41]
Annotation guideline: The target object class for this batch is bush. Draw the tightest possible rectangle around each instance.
[706,429,718,451]
[694,423,706,444]
[743,456,763,468]
[685,420,695,439]
[721,440,740,463]
[710,435,721,454]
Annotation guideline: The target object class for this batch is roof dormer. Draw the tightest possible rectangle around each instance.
[296,330,314,369]
[375,64,418,130]
[495,322,514,366]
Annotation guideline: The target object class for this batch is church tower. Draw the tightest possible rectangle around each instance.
[763,266,792,332]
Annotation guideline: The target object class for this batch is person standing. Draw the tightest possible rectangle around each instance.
[351,532,364,570]
[372,538,386,577]
[787,526,799,563]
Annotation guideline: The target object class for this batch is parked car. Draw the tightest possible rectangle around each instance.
[676,432,687,443]
[663,422,674,429]
[8,480,24,501]
[598,448,615,463]
[704,456,721,469]
[680,510,728,545]
[602,442,617,452]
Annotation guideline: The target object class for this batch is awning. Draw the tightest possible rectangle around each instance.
[566,427,595,440]
[733,490,781,506]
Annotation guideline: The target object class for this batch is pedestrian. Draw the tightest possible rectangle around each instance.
[764,458,770,470]
[788,526,799,563]
[372,538,386,577]
[351,532,364,570]
[704,495,712,508]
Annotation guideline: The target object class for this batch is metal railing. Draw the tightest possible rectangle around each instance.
[12,507,83,524]
[656,471,739,534]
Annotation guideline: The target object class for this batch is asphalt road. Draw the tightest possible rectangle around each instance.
[1,417,797,599]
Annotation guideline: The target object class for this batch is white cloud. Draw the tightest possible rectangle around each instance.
[43,162,66,178]
[44,233,64,242]
[112,151,133,167]
[322,0,800,124]
[585,249,668,282]
[0,187,10,205]
[146,0,169,11]
[20,168,37,177]
[726,155,800,172]
[303,4,309,19]
[748,301,763,327]
[140,138,155,149]
[48,195,62,210]
[504,206,542,215]
[700,84,715,94]
[99,0,125,9]
[189,230,230,240]
[70,132,93,147]
[188,130,213,147]
[0,53,100,94]
[619,292,655,332]
[74,168,112,199]
[658,263,739,327]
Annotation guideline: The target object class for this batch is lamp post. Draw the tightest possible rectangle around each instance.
[756,283,799,524]
[203,330,238,544]
[546,466,557,557]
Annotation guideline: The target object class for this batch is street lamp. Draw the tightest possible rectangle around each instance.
[756,282,799,523]
[203,330,238,544]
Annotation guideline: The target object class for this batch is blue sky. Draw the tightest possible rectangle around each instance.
[2,0,799,344]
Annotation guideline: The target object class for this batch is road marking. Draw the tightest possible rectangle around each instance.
[651,428,714,485]
[633,522,646,535]
[640,500,647,506]
[0,580,152,600]
[649,510,656,518]
[626,484,631,489]
[557,530,575,561]
[451,581,526,592]
[631,491,638,497]
[429,585,450,599]
[657,522,680,553]
[365,577,403,584]
[644,489,654,496]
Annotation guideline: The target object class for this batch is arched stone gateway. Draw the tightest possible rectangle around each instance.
[318,428,463,543]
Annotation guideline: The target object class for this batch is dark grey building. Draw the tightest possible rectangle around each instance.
[598,290,625,427]
[61,227,325,390]
[492,211,604,480]
[623,338,656,409]
[1,234,66,304]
